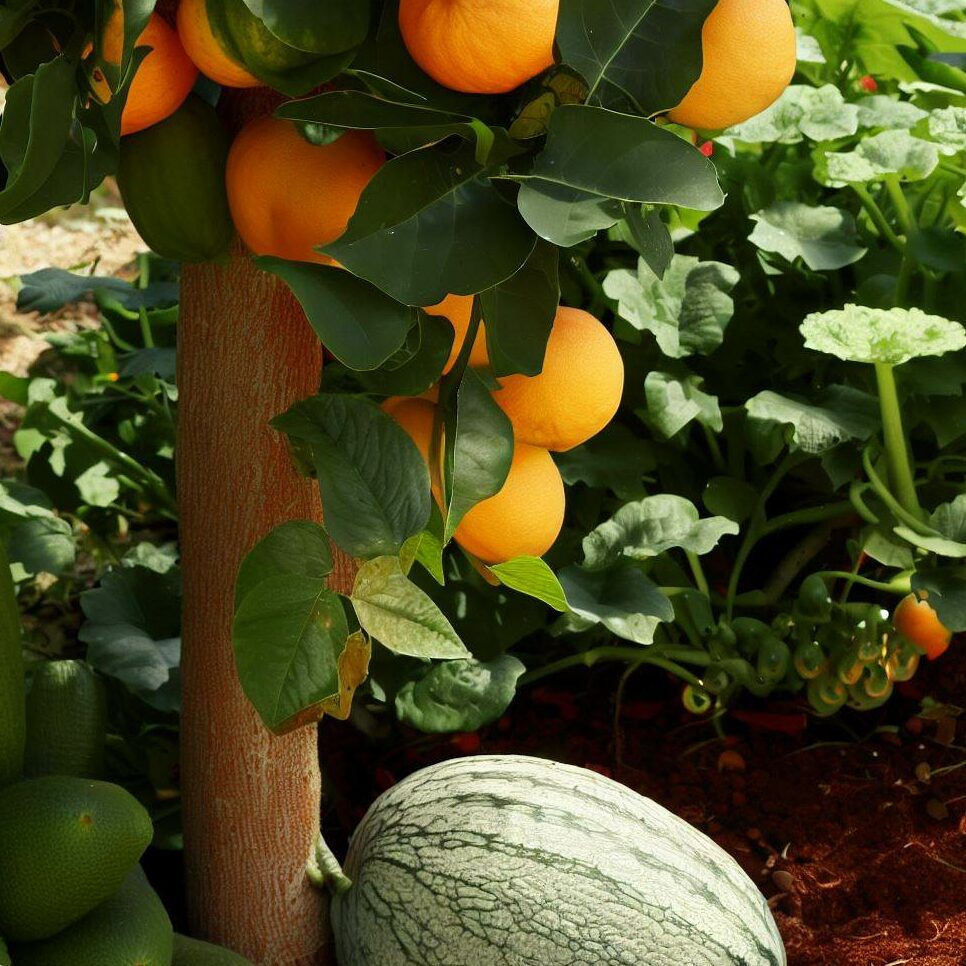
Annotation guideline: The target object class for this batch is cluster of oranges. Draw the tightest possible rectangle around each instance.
[108,0,796,564]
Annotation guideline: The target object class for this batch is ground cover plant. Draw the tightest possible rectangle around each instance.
[0,0,965,963]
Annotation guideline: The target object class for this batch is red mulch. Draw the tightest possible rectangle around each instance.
[321,649,966,966]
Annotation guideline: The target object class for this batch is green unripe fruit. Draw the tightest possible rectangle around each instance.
[793,639,826,679]
[807,674,847,716]
[11,868,173,966]
[0,776,152,941]
[25,660,107,778]
[118,95,234,263]
[174,934,256,965]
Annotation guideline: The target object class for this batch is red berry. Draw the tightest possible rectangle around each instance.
[699,141,714,158]
[859,75,878,92]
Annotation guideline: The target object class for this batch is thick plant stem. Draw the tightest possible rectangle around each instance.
[0,540,24,786]
[179,248,349,966]
[874,362,922,519]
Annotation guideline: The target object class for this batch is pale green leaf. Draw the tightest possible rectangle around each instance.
[726,85,858,144]
[824,130,939,185]
[749,203,867,271]
[644,371,722,438]
[856,96,928,130]
[488,556,569,612]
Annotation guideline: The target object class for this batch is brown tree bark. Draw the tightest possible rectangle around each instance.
[178,251,332,965]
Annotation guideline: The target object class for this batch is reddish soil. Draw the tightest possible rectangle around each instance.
[321,651,966,966]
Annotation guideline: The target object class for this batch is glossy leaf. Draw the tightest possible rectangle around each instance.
[350,556,469,659]
[356,309,453,397]
[234,520,333,609]
[256,258,414,371]
[487,556,570,612]
[324,139,536,305]
[395,654,525,732]
[273,395,431,559]
[523,104,723,207]
[556,0,714,115]
[622,206,674,279]
[517,181,623,247]
[237,0,370,54]
[444,369,514,542]
[233,575,350,733]
[480,240,559,376]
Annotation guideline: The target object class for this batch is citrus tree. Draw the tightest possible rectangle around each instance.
[0,0,841,960]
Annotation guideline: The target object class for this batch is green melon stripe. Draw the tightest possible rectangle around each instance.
[0,540,24,787]
[337,756,785,966]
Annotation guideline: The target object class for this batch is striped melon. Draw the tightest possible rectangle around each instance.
[322,755,785,966]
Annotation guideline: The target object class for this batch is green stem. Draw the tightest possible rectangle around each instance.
[307,835,352,894]
[702,424,727,474]
[815,570,912,596]
[862,448,935,536]
[47,408,176,515]
[849,481,881,525]
[0,540,25,786]
[520,644,711,687]
[885,177,916,237]
[685,551,710,597]
[761,501,854,536]
[725,452,802,619]
[138,308,155,349]
[851,184,906,253]
[873,365,922,519]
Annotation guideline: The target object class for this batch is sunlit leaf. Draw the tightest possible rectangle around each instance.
[749,203,867,271]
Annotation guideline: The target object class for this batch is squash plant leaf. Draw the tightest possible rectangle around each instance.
[351,556,469,659]
[487,556,570,612]
[256,258,414,371]
[559,562,673,645]
[516,106,724,246]
[745,387,879,462]
[604,254,738,358]
[234,520,333,610]
[801,305,966,365]
[395,654,525,733]
[323,139,536,305]
[644,371,722,439]
[822,130,940,185]
[556,0,714,115]
[480,239,559,377]
[273,395,431,559]
[749,203,867,271]
[582,494,738,570]
[0,480,74,576]
[726,85,858,144]
[232,575,350,733]
[444,368,514,543]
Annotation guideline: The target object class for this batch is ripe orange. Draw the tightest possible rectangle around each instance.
[893,593,952,661]
[425,295,489,374]
[398,0,559,94]
[225,116,385,264]
[667,0,796,131]
[454,443,565,564]
[494,306,623,452]
[119,14,198,135]
[384,396,564,564]
[176,0,260,88]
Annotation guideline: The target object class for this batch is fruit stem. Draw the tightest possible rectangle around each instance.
[307,835,352,895]
[0,538,25,786]
[814,570,912,596]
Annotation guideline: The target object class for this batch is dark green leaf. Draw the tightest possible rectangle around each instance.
[233,576,349,733]
[256,258,414,371]
[394,654,525,732]
[323,139,536,305]
[516,181,624,247]
[234,520,333,609]
[273,395,431,559]
[911,569,966,633]
[444,369,514,542]
[623,206,673,279]
[480,240,559,376]
[16,268,177,315]
[556,0,714,114]
[237,0,370,54]
[356,309,453,397]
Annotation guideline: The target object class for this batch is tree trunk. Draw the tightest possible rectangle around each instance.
[178,243,352,964]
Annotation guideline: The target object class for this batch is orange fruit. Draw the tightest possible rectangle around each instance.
[398,0,559,94]
[225,116,385,264]
[494,306,623,452]
[425,295,489,374]
[667,0,796,131]
[893,593,952,661]
[119,13,199,135]
[454,443,564,564]
[384,396,564,564]
[176,0,260,87]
